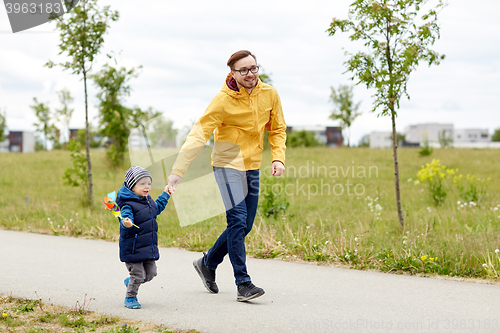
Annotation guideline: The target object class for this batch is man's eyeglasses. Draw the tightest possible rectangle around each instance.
[232,66,259,76]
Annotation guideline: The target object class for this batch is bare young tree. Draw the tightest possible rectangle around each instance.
[327,0,447,227]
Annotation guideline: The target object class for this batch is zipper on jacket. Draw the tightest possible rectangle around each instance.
[146,197,157,259]
[132,234,137,254]
[250,96,259,139]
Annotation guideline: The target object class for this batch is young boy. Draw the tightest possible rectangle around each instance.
[116,166,171,309]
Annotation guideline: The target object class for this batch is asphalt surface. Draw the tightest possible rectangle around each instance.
[1,229,500,333]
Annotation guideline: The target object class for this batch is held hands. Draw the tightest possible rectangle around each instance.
[271,161,285,177]
[123,218,133,228]
[166,174,182,195]
[164,185,171,195]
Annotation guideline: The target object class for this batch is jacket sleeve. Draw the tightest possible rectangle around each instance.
[155,191,170,215]
[266,90,287,165]
[171,95,224,177]
[120,204,134,229]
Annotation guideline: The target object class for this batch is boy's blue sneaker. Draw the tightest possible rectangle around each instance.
[124,277,129,287]
[124,297,141,309]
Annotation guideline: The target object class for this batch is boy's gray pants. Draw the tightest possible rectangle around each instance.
[125,260,157,298]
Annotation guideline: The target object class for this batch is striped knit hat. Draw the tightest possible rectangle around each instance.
[125,166,152,190]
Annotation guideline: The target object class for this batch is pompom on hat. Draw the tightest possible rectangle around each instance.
[125,166,152,190]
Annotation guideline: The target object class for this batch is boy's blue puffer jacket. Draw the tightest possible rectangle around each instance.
[116,183,169,263]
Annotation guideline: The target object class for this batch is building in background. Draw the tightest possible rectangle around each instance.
[287,126,343,147]
[405,123,453,145]
[367,124,499,149]
[325,127,343,147]
[0,131,35,153]
[369,131,392,148]
[69,128,80,140]
[454,129,490,143]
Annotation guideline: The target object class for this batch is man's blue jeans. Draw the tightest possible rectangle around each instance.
[205,167,260,285]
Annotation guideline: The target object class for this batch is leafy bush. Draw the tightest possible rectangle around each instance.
[418,135,433,156]
[286,130,322,148]
[454,174,490,203]
[492,128,500,142]
[416,159,455,206]
[259,175,289,218]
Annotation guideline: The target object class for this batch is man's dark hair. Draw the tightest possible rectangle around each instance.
[227,50,257,70]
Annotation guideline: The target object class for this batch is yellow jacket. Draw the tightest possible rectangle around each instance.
[171,74,286,177]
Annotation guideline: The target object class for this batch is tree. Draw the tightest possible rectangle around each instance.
[130,107,163,135]
[46,0,119,205]
[31,98,58,150]
[0,109,6,143]
[286,130,322,148]
[492,128,500,142]
[142,112,177,148]
[438,129,453,148]
[327,0,446,228]
[358,134,370,147]
[73,126,103,148]
[92,64,139,167]
[394,132,406,146]
[55,88,74,144]
[329,84,361,146]
[258,65,272,85]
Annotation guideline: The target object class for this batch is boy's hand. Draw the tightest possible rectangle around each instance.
[123,218,133,228]
[164,185,173,195]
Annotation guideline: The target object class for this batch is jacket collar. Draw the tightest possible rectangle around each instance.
[223,72,262,99]
[117,181,149,201]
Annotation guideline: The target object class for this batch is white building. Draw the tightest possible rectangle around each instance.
[454,129,490,143]
[367,124,499,149]
[369,131,392,148]
[405,123,453,145]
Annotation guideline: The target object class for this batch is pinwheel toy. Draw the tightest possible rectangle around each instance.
[102,191,139,228]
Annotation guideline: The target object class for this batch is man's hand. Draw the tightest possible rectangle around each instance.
[271,161,285,177]
[123,218,133,228]
[167,174,182,194]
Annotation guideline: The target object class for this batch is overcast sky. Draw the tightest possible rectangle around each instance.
[1,0,499,145]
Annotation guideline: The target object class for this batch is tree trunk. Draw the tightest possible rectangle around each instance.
[385,20,404,228]
[83,69,94,206]
[391,109,404,228]
[82,0,93,206]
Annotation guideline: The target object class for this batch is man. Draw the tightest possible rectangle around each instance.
[167,50,286,301]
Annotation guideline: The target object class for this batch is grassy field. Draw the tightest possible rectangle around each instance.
[1,147,500,280]
[0,294,198,333]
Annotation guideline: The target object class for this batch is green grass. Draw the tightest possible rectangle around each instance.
[1,148,500,279]
[0,295,200,332]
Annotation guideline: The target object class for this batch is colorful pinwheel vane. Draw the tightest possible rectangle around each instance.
[102,191,139,228]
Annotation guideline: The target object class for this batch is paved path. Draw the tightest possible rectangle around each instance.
[1,229,500,333]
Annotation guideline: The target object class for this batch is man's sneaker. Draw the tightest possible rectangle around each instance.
[193,253,218,293]
[124,297,141,309]
[124,277,129,287]
[237,282,265,302]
